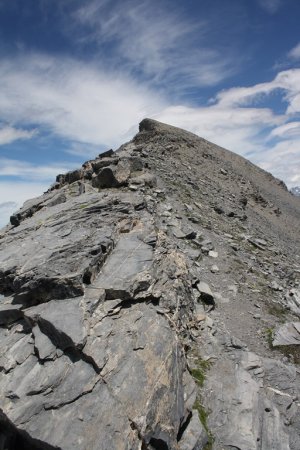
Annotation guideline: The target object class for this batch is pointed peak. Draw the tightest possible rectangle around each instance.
[139,118,160,132]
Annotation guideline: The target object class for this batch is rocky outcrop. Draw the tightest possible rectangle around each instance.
[0,119,300,449]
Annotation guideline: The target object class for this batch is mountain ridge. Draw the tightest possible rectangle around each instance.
[0,119,299,450]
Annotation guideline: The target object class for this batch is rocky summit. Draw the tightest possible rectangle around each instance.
[0,118,300,450]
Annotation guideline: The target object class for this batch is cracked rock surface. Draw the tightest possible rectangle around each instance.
[0,118,300,449]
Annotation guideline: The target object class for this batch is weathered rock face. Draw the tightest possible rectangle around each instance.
[0,118,300,450]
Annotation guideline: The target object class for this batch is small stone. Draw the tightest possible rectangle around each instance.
[269,281,283,291]
[211,265,219,273]
[196,282,215,307]
[220,168,228,175]
[214,206,224,215]
[208,251,218,258]
[172,227,186,239]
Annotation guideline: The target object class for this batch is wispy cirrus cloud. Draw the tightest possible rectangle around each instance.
[269,122,300,139]
[257,0,282,14]
[0,125,36,145]
[0,50,300,189]
[288,42,300,61]
[0,54,165,147]
[71,0,236,91]
[156,103,282,156]
[257,139,300,185]
[214,69,300,111]
[0,157,76,181]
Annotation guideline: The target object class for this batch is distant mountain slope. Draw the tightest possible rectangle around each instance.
[291,186,300,196]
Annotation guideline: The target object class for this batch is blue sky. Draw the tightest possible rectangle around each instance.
[0,0,300,227]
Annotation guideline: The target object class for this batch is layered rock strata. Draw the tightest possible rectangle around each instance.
[0,119,299,450]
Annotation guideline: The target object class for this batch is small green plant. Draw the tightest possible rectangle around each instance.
[191,368,206,387]
[191,358,211,387]
[277,345,300,365]
[264,327,274,349]
[267,303,288,322]
[193,399,214,449]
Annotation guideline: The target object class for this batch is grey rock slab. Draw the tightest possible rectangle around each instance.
[18,382,139,450]
[43,358,98,410]
[3,354,98,427]
[5,356,68,401]
[206,359,261,450]
[178,411,208,450]
[92,160,131,188]
[266,387,300,450]
[93,230,153,300]
[263,358,297,396]
[32,324,57,360]
[205,356,291,450]
[0,302,23,325]
[260,403,290,450]
[240,351,262,371]
[0,332,34,372]
[41,192,66,208]
[0,354,37,403]
[182,371,197,414]
[0,191,145,302]
[9,194,48,226]
[25,297,87,350]
[273,322,300,346]
[85,302,185,448]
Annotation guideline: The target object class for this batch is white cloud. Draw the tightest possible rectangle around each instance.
[288,43,300,61]
[0,50,299,190]
[0,54,165,147]
[65,142,102,158]
[0,182,48,229]
[256,140,300,186]
[155,104,282,155]
[0,158,76,181]
[257,0,282,13]
[72,0,235,89]
[270,122,300,139]
[0,125,36,145]
[214,69,300,113]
